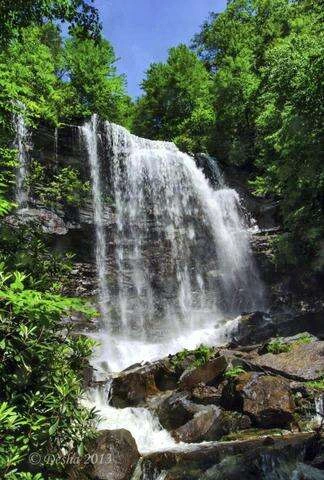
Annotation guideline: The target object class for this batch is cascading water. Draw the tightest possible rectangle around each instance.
[315,394,324,425]
[83,118,264,373]
[81,116,265,457]
[80,116,110,321]
[13,107,30,207]
[86,386,176,454]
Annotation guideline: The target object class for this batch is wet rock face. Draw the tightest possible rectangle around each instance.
[179,355,229,390]
[156,391,197,430]
[172,406,251,443]
[142,432,319,480]
[110,360,175,407]
[253,341,324,381]
[230,311,324,347]
[5,208,68,235]
[222,372,295,428]
[85,429,140,480]
[194,153,280,232]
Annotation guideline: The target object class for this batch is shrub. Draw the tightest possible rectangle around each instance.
[0,269,98,478]
[27,161,90,209]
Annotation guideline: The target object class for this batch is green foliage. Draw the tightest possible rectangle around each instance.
[266,333,312,355]
[0,0,101,45]
[62,33,132,125]
[171,348,190,368]
[224,366,246,379]
[133,44,214,152]
[307,379,324,391]
[0,148,17,216]
[192,344,214,367]
[171,344,214,369]
[293,333,313,346]
[0,269,98,478]
[27,160,90,209]
[134,0,323,269]
[266,337,291,354]
[0,26,62,127]
[0,228,75,293]
[0,24,132,130]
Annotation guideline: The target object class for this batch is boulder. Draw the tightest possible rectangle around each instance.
[111,360,175,407]
[156,391,198,430]
[111,368,158,408]
[222,372,295,428]
[142,432,317,480]
[192,383,223,406]
[252,341,324,381]
[230,311,275,346]
[172,406,251,443]
[6,207,68,235]
[179,355,228,390]
[86,429,140,480]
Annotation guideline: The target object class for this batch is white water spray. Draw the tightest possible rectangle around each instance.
[87,386,176,454]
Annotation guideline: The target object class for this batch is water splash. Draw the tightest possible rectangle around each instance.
[85,386,176,454]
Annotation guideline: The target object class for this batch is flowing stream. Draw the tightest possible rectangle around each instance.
[81,116,265,455]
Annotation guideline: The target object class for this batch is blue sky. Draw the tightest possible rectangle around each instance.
[94,0,227,98]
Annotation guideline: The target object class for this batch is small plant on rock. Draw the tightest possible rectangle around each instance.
[293,333,313,346]
[171,344,214,369]
[267,337,291,354]
[170,348,190,368]
[192,344,214,368]
[224,366,246,379]
[307,379,324,391]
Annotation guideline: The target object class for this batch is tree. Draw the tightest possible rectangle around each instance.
[0,142,98,480]
[133,44,214,152]
[0,26,61,130]
[192,0,294,166]
[62,33,132,125]
[252,0,324,266]
[191,0,324,268]
[0,0,101,45]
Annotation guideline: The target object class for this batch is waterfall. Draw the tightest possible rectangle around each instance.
[82,116,264,372]
[315,394,324,425]
[80,115,110,322]
[13,108,30,207]
[79,116,266,461]
[54,126,58,161]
